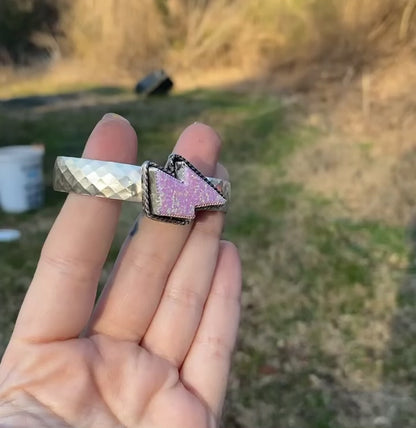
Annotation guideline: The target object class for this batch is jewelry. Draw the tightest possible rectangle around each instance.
[53,154,230,225]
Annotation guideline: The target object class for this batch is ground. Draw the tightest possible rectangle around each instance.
[0,68,416,427]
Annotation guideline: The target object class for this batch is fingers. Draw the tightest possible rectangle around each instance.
[88,123,222,342]
[140,163,228,366]
[180,241,241,419]
[12,114,138,343]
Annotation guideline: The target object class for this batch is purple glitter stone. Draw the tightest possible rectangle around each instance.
[153,165,226,219]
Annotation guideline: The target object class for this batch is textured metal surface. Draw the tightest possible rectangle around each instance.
[53,157,231,210]
[53,157,143,202]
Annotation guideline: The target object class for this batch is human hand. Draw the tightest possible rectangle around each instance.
[0,116,241,428]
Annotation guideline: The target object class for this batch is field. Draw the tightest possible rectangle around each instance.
[0,82,415,428]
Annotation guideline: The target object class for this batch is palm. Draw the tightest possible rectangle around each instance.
[0,119,241,428]
[1,336,212,427]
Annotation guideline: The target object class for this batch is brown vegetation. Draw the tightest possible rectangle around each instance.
[2,0,414,78]
[61,0,412,75]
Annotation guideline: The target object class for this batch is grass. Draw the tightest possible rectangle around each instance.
[0,87,415,428]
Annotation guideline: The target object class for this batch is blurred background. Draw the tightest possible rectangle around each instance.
[1,0,416,427]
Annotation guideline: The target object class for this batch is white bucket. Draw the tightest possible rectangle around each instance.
[0,145,45,213]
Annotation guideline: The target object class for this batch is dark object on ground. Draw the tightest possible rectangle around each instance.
[134,70,173,96]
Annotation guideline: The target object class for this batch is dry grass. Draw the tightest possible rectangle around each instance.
[282,45,416,227]
[59,0,411,77]
[2,0,414,99]
[62,0,167,74]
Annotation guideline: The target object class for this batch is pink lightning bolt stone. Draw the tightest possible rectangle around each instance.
[143,154,227,224]
[153,164,226,220]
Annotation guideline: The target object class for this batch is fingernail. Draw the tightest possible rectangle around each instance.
[102,113,130,123]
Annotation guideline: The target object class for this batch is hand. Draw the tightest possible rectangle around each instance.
[0,116,241,428]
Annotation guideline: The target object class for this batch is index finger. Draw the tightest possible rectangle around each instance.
[11,114,138,344]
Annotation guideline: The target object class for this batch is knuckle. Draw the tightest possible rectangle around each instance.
[124,250,168,281]
[39,251,101,284]
[194,334,234,360]
[164,285,205,311]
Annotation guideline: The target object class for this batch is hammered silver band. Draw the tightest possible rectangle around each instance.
[53,156,230,224]
[54,157,144,202]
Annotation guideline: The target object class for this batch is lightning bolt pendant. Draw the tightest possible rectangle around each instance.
[142,154,227,224]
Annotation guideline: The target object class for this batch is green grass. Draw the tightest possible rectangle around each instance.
[0,87,415,428]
